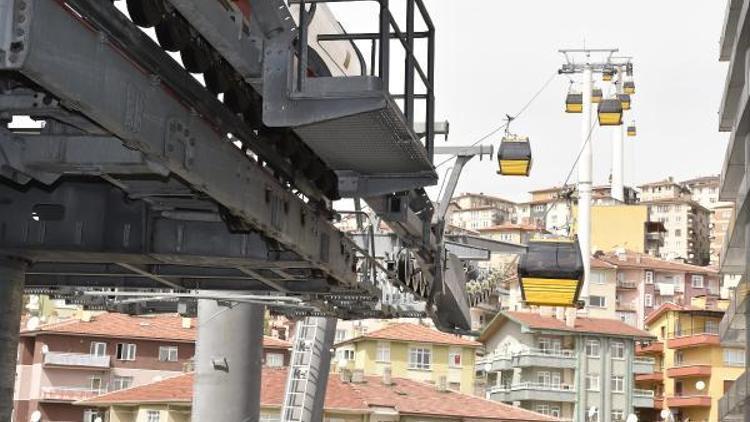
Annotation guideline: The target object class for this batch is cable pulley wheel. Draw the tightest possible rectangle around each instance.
[155,12,191,52]
[180,39,212,74]
[126,0,166,28]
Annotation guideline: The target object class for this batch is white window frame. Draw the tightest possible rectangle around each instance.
[589,295,606,308]
[83,409,102,422]
[112,376,133,391]
[585,339,600,357]
[611,376,625,393]
[266,353,284,368]
[158,345,179,362]
[644,270,654,284]
[448,347,462,368]
[537,371,551,386]
[116,343,137,361]
[408,347,432,370]
[376,342,391,363]
[724,348,746,367]
[146,410,161,422]
[341,349,355,361]
[691,275,705,288]
[612,409,625,422]
[334,329,347,342]
[611,341,625,359]
[89,376,104,393]
[675,350,684,366]
[645,294,653,307]
[90,342,107,357]
[585,373,600,391]
[705,319,719,334]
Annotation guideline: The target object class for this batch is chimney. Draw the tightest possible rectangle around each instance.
[339,369,352,383]
[181,318,192,329]
[436,375,448,392]
[565,308,576,328]
[382,366,393,386]
[351,369,365,384]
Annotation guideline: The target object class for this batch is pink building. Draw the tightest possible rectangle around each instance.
[596,251,720,329]
[13,313,290,422]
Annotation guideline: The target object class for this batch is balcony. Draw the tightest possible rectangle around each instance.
[633,357,656,374]
[654,396,664,410]
[43,352,111,369]
[475,353,512,372]
[488,383,576,403]
[617,280,638,289]
[667,331,720,349]
[40,386,106,402]
[633,389,656,408]
[512,349,577,369]
[666,364,712,378]
[636,342,663,355]
[667,395,712,408]
[636,372,664,382]
[616,302,637,312]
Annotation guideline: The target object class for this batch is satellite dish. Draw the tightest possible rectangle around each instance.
[695,380,706,391]
[626,414,638,422]
[41,344,49,355]
[588,406,598,418]
[26,316,40,331]
[30,410,42,422]
[94,417,103,422]
[484,363,492,372]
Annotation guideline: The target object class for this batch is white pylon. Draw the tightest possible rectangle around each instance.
[611,65,625,203]
[579,64,593,303]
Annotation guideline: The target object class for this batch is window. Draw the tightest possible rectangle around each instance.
[585,373,600,391]
[147,410,160,422]
[591,271,606,285]
[158,346,178,362]
[612,376,625,392]
[266,353,284,368]
[335,329,347,342]
[260,415,280,422]
[376,342,391,362]
[675,229,682,237]
[535,404,550,415]
[645,294,653,307]
[645,270,654,284]
[408,347,432,370]
[612,410,625,421]
[83,409,102,422]
[112,376,133,391]
[675,351,684,366]
[585,340,600,357]
[691,275,705,288]
[339,349,355,361]
[589,296,606,308]
[706,319,719,334]
[448,347,462,368]
[89,376,103,393]
[611,341,625,359]
[537,371,551,385]
[550,406,561,418]
[538,337,561,353]
[116,343,136,361]
[90,342,107,357]
[725,349,746,367]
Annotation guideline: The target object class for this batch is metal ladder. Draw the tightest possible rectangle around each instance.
[281,317,337,422]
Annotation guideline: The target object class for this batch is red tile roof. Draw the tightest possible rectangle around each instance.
[644,302,725,325]
[480,311,654,342]
[79,369,556,421]
[478,223,539,232]
[591,257,617,269]
[21,313,290,349]
[596,251,718,275]
[337,323,481,347]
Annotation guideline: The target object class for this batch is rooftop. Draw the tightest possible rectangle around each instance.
[681,175,720,187]
[336,323,481,348]
[480,311,654,342]
[477,223,539,232]
[644,302,726,325]
[638,178,685,188]
[21,312,291,348]
[596,251,718,275]
[78,369,556,421]
[453,192,516,204]
[640,198,709,212]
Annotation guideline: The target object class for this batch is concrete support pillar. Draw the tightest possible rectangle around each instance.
[0,257,27,422]
[192,299,265,422]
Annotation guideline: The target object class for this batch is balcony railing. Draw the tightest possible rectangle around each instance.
[634,389,656,398]
[41,386,106,402]
[666,364,712,378]
[667,394,712,407]
[667,328,720,349]
[477,348,576,372]
[617,280,638,289]
[43,352,111,369]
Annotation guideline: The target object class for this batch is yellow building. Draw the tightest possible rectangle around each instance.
[638,300,744,422]
[334,322,480,395]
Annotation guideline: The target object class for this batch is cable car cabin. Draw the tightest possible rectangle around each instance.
[623,81,636,95]
[518,239,584,307]
[602,69,615,81]
[627,125,637,137]
[618,93,632,110]
[497,135,532,176]
[566,93,583,113]
[597,98,623,126]
[591,88,603,103]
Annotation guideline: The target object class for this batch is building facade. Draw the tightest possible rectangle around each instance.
[640,199,711,265]
[639,302,743,422]
[477,311,656,421]
[448,193,516,231]
[12,313,290,422]
[333,322,480,395]
[77,368,556,422]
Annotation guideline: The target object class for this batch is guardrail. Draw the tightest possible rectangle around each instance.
[634,389,656,398]
[634,356,656,364]
[41,386,106,401]
[43,352,111,368]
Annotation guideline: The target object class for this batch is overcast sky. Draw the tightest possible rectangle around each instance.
[330,1,730,203]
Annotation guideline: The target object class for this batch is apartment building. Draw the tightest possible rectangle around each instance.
[710,203,734,266]
[590,205,666,256]
[639,301,743,422]
[448,193,516,230]
[639,179,692,202]
[596,251,721,329]
[477,311,656,421]
[13,313,291,422]
[641,198,711,265]
[477,223,538,244]
[77,368,556,422]
[333,322,480,395]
